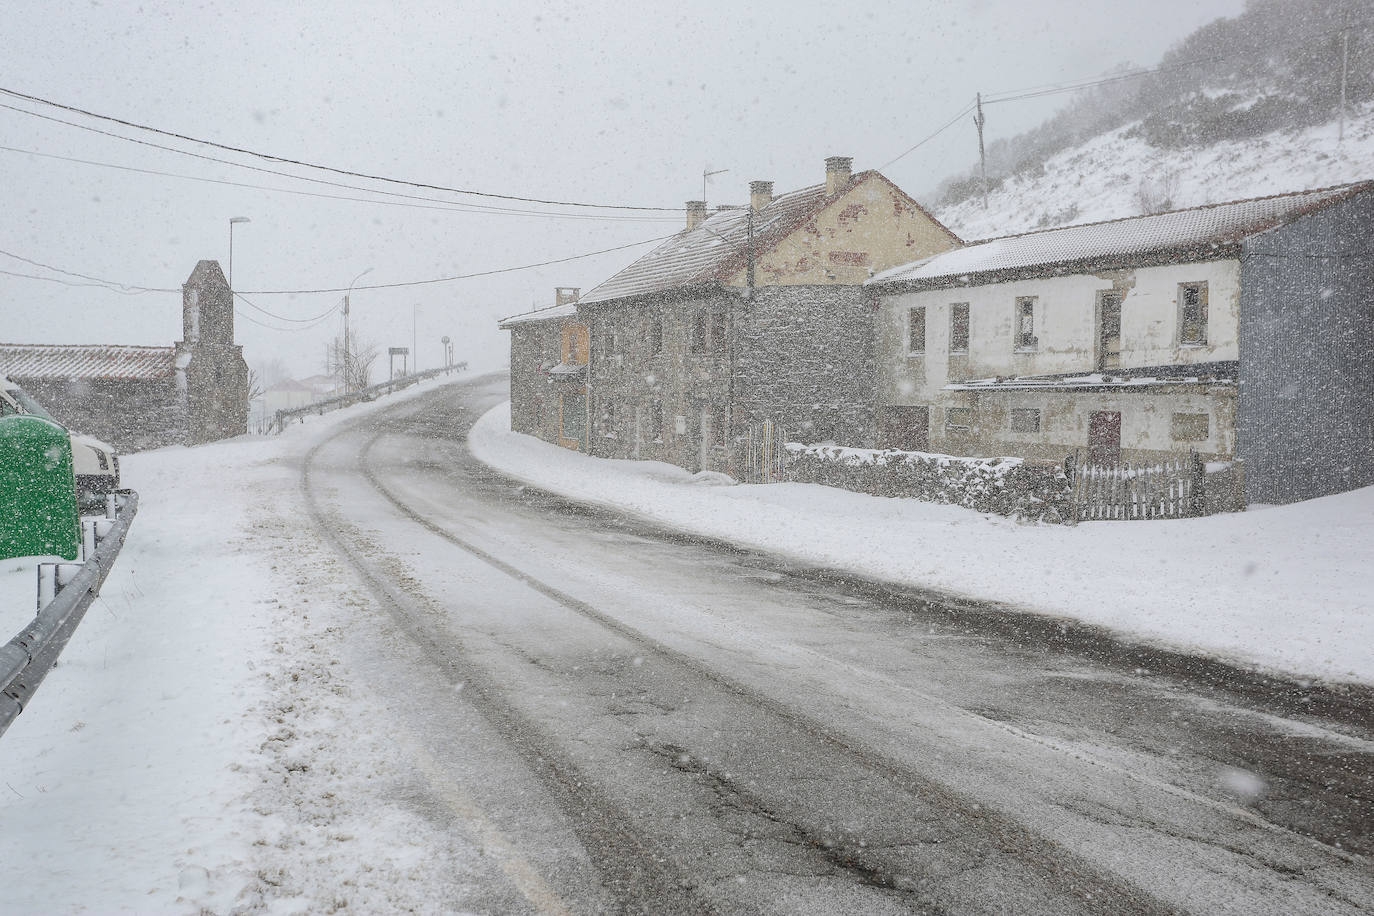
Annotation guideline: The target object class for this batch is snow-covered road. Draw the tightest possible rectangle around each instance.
[2,373,1371,914]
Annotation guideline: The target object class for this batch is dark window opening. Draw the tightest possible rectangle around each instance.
[1015,298,1037,351]
[1010,408,1041,433]
[1179,282,1208,346]
[908,307,926,354]
[950,302,969,353]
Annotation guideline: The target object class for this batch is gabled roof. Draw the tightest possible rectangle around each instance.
[579,171,957,305]
[0,343,177,380]
[498,302,579,328]
[870,181,1374,290]
[185,259,228,288]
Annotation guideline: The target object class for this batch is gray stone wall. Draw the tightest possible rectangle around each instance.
[733,285,877,450]
[183,344,249,445]
[578,285,876,476]
[583,292,734,472]
[14,376,186,453]
[508,322,559,443]
[1239,192,1374,503]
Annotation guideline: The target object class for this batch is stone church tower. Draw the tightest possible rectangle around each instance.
[174,260,249,444]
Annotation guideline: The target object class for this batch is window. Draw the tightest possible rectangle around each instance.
[710,309,728,352]
[908,307,926,354]
[648,402,664,440]
[647,318,663,355]
[1015,297,1038,350]
[1179,282,1208,346]
[1010,408,1041,433]
[945,407,974,433]
[710,403,729,447]
[690,311,708,353]
[602,329,617,359]
[599,399,617,437]
[949,303,969,353]
[1171,412,1209,441]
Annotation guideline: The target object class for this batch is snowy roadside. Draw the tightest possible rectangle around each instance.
[0,373,487,914]
[468,401,1374,687]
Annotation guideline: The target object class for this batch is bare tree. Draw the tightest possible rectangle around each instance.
[326,330,378,392]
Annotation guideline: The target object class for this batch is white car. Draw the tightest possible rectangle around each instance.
[1,376,120,509]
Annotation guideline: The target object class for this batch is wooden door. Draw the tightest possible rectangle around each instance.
[1088,411,1121,464]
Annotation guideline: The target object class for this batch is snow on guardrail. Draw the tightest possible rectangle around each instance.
[0,490,139,738]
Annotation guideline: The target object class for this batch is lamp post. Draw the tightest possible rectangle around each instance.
[343,267,373,391]
[228,216,250,289]
[441,335,451,369]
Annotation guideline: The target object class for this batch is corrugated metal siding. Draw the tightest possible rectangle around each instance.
[0,343,177,380]
[1238,191,1374,503]
[872,183,1371,287]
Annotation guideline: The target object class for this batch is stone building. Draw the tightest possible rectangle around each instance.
[868,182,1374,504]
[501,157,961,476]
[0,260,250,451]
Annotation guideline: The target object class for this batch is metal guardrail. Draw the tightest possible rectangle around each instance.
[271,363,467,434]
[0,490,139,738]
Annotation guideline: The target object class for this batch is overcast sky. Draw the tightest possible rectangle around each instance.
[2,0,1248,378]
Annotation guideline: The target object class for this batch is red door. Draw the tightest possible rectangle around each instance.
[1088,411,1121,464]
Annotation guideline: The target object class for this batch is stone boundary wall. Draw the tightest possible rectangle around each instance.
[783,443,1072,521]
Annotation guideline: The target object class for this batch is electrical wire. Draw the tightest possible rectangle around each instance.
[236,234,675,294]
[0,84,680,211]
[0,142,683,222]
[233,292,342,324]
[0,247,175,292]
[0,233,672,300]
[877,99,979,171]
[0,105,684,222]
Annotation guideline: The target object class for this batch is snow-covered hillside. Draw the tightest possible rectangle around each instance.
[936,102,1374,241]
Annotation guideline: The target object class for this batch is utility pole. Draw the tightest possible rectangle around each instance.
[745,207,755,297]
[1338,12,1350,145]
[974,92,989,209]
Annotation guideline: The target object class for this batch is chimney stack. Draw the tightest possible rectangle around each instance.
[555,287,579,306]
[825,156,853,194]
[750,180,774,213]
[686,200,707,232]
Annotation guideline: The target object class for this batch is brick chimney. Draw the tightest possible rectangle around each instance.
[750,180,774,213]
[825,156,853,194]
[686,200,707,232]
[555,287,579,306]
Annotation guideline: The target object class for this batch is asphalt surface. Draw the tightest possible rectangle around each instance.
[299,374,1374,915]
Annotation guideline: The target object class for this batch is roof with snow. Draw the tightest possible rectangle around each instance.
[498,302,579,328]
[0,343,178,381]
[578,171,955,305]
[871,182,1374,289]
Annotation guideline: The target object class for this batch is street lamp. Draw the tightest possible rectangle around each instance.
[441,335,451,368]
[228,217,250,289]
[343,267,373,391]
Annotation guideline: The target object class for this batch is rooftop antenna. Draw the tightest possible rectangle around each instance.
[703,167,729,205]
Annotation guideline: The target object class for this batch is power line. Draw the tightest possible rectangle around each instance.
[0,233,672,298]
[0,84,681,211]
[234,292,342,324]
[0,106,683,222]
[983,19,1374,107]
[877,99,978,171]
[0,247,175,292]
[0,142,682,223]
[238,234,674,294]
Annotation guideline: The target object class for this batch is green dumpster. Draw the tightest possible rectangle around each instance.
[0,414,80,561]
